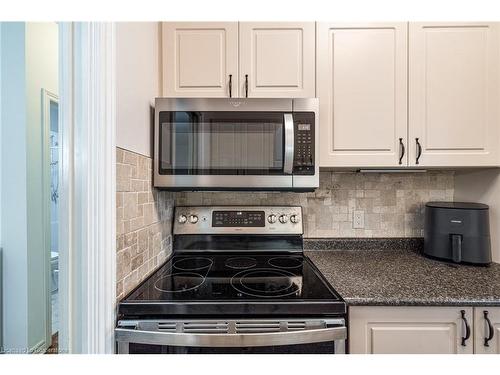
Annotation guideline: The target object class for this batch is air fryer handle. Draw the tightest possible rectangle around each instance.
[451,234,462,263]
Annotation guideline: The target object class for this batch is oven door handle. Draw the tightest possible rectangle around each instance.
[283,113,294,175]
[115,326,346,352]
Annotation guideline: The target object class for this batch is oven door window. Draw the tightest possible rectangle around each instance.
[159,111,285,175]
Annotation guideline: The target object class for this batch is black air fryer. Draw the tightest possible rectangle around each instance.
[424,202,491,265]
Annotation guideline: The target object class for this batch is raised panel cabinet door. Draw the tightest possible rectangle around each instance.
[474,307,500,354]
[317,23,408,167]
[349,306,474,354]
[409,22,500,167]
[239,22,315,98]
[162,22,238,97]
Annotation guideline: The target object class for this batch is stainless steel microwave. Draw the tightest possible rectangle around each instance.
[154,98,319,191]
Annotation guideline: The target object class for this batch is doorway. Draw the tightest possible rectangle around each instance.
[43,89,59,352]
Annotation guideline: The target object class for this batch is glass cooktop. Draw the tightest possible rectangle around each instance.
[125,253,338,301]
[119,253,345,318]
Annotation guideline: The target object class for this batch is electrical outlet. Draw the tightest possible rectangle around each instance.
[353,210,365,229]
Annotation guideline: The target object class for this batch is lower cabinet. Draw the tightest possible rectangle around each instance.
[349,306,475,354]
[474,307,500,354]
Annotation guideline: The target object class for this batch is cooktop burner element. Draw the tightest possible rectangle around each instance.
[231,268,299,298]
[225,256,258,270]
[268,256,303,269]
[154,272,205,293]
[173,257,213,271]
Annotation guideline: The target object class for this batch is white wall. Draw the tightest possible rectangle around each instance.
[1,22,58,352]
[116,22,160,158]
[25,22,59,350]
[1,22,29,352]
[455,169,500,263]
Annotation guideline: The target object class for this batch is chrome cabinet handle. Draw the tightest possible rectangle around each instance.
[115,326,346,351]
[283,113,294,174]
[415,138,422,165]
[484,310,495,347]
[228,74,232,98]
[245,74,249,98]
[461,310,471,346]
[398,138,405,165]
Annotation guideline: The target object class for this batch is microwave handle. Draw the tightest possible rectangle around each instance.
[283,113,294,174]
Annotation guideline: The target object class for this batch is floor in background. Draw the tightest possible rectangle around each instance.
[46,333,58,354]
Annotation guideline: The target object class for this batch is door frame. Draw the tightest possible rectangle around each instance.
[58,22,116,354]
[41,88,59,351]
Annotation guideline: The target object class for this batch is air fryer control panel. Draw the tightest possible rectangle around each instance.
[293,113,315,175]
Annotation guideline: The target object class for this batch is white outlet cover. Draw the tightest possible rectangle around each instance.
[353,210,365,229]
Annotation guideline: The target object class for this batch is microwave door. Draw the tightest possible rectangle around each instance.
[155,110,294,189]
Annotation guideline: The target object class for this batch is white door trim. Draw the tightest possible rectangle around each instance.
[58,22,116,354]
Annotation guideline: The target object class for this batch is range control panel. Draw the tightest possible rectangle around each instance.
[174,206,303,235]
[213,211,265,227]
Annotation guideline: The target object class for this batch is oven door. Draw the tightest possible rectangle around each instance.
[116,319,346,354]
[154,107,295,190]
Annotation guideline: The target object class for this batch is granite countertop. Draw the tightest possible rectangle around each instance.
[305,239,500,306]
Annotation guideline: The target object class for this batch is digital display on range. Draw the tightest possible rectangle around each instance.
[212,211,265,227]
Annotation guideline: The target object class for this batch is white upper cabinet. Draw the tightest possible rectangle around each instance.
[409,22,500,166]
[317,23,408,167]
[162,22,238,97]
[239,22,316,98]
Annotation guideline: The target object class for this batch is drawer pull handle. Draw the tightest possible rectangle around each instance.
[484,310,494,347]
[398,138,405,165]
[415,138,422,165]
[229,74,232,98]
[460,310,471,347]
[245,74,249,98]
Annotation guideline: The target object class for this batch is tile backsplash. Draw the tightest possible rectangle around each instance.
[116,147,174,300]
[116,152,454,300]
[175,171,454,238]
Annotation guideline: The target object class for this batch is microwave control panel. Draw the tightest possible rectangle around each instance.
[293,112,315,175]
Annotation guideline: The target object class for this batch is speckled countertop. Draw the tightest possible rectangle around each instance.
[305,239,500,306]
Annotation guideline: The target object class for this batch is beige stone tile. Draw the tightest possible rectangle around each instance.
[129,216,145,232]
[116,192,124,208]
[131,254,144,271]
[123,150,138,167]
[123,192,139,220]
[116,148,125,163]
[117,178,131,192]
[131,179,144,192]
[138,192,149,204]
[116,163,132,179]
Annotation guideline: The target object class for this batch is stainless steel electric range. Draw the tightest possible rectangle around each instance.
[115,206,347,354]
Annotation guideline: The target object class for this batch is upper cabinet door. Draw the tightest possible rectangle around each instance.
[409,22,500,167]
[317,23,408,167]
[239,22,315,98]
[162,22,238,97]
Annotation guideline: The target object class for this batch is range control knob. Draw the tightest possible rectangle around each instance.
[189,215,199,224]
[267,214,277,224]
[279,214,288,224]
[178,215,187,224]
[290,214,300,224]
